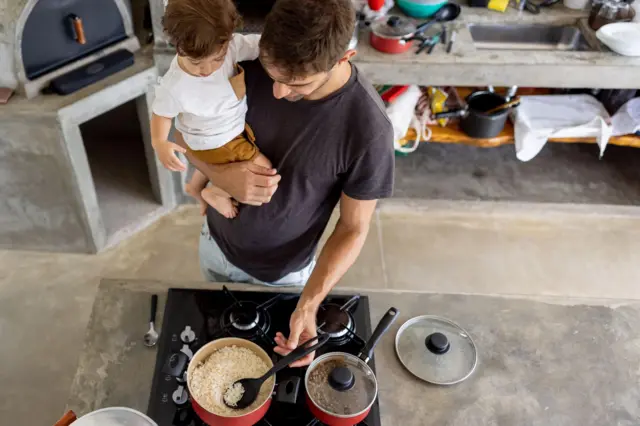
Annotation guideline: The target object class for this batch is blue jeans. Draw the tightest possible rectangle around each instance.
[199,220,315,286]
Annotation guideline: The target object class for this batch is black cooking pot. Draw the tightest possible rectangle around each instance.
[435,91,516,139]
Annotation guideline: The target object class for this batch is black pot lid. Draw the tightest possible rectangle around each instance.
[395,315,477,385]
[370,15,417,38]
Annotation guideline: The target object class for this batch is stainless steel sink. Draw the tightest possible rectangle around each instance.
[468,24,592,51]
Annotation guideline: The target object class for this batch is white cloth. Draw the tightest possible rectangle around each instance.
[513,95,612,162]
[152,34,260,151]
[611,97,640,136]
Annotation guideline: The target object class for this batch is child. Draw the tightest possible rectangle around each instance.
[151,0,271,218]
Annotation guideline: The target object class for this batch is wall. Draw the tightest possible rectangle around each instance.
[0,114,91,252]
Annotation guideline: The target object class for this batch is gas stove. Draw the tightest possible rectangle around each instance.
[147,287,381,426]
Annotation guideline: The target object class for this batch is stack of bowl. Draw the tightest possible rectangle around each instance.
[396,0,448,18]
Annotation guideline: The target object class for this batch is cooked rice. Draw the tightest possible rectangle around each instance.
[190,345,273,416]
[223,382,245,407]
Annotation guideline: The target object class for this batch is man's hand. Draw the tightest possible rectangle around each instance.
[274,306,318,367]
[153,139,187,172]
[213,161,281,206]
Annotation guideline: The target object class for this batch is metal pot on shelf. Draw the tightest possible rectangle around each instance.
[303,307,399,426]
[434,90,519,139]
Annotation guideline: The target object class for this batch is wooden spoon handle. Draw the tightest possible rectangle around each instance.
[485,98,521,115]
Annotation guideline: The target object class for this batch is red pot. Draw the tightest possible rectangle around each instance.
[369,32,413,53]
[304,308,399,426]
[187,338,275,426]
[369,16,417,54]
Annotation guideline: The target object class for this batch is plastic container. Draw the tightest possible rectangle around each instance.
[396,0,447,17]
[564,0,591,9]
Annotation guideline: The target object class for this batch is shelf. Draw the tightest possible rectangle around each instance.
[399,120,640,148]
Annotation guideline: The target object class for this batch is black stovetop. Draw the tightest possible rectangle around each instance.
[147,287,381,426]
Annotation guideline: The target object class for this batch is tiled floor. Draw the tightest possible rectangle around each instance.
[4,200,640,425]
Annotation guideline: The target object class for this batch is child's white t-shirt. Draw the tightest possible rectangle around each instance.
[152,34,260,151]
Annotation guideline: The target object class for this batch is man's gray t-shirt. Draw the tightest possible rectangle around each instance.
[206,60,394,282]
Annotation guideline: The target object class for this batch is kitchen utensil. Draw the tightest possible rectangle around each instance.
[225,334,330,409]
[395,315,477,385]
[505,85,518,102]
[414,3,462,33]
[187,338,276,426]
[596,22,640,55]
[396,0,448,18]
[369,15,418,54]
[143,294,158,347]
[446,28,456,53]
[434,90,516,138]
[485,97,521,114]
[72,407,158,426]
[304,307,399,426]
[427,38,439,54]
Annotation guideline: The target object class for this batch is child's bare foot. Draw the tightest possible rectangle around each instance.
[201,187,238,219]
[185,183,208,216]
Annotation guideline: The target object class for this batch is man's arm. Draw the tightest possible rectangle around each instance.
[173,132,280,206]
[274,193,377,366]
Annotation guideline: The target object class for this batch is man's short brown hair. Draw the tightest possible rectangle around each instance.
[260,0,355,79]
[163,0,241,59]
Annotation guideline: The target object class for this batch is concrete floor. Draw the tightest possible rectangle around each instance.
[4,200,640,425]
[394,143,640,205]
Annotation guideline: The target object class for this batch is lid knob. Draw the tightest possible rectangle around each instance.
[425,332,450,354]
[387,16,401,27]
[328,366,355,391]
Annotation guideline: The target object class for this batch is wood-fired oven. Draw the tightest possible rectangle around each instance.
[1,0,140,98]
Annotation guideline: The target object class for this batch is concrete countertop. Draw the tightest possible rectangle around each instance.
[354,5,640,88]
[67,279,640,425]
[1,51,156,118]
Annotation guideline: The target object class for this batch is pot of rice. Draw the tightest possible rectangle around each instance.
[187,338,275,426]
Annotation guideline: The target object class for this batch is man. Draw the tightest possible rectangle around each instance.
[176,0,394,366]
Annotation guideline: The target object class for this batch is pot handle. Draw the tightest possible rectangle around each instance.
[266,334,330,375]
[359,307,399,363]
[434,109,466,119]
[414,19,436,35]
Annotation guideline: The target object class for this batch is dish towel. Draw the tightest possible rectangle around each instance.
[513,95,612,162]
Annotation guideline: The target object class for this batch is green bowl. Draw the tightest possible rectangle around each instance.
[396,0,447,18]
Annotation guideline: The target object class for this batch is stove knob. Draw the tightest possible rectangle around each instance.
[172,385,189,406]
[180,344,194,361]
[176,370,188,385]
[180,326,196,344]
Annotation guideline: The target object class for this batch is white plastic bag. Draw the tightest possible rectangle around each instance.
[513,95,612,161]
[611,97,640,136]
[386,85,423,154]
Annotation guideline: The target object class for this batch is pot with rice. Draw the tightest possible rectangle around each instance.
[186,337,275,426]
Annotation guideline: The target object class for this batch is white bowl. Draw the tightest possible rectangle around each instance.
[596,23,640,56]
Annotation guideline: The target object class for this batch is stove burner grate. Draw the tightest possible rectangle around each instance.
[220,301,271,340]
[317,295,361,346]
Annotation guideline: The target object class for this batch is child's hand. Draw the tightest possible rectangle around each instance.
[153,140,187,172]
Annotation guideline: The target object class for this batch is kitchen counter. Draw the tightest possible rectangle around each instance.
[354,5,640,88]
[67,279,640,425]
